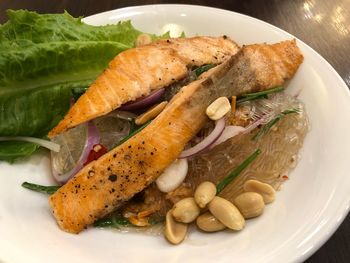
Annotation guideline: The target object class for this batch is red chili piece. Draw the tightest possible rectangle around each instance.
[84,144,108,165]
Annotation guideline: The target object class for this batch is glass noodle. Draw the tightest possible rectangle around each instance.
[103,93,309,234]
[186,100,309,201]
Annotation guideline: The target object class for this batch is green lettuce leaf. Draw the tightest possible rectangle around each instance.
[0,141,38,163]
[0,10,147,161]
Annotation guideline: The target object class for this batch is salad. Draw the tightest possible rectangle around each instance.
[0,10,308,245]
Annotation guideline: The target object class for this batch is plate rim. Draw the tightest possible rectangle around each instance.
[1,4,350,263]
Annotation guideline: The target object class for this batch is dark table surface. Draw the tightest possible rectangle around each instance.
[0,0,349,262]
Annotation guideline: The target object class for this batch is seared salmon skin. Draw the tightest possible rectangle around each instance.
[49,40,303,233]
[48,36,240,138]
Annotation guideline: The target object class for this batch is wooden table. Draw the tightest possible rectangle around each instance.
[1,0,349,262]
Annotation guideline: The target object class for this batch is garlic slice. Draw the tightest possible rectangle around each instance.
[156,159,188,193]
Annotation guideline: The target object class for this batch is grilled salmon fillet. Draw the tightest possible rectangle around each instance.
[48,36,240,138]
[49,40,303,233]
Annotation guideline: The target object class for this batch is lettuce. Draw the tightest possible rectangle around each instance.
[0,141,38,163]
[0,10,145,161]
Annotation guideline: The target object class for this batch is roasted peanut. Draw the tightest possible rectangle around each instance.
[194,181,217,208]
[208,196,245,230]
[135,33,152,47]
[164,209,188,245]
[172,197,201,223]
[243,180,276,204]
[196,212,226,232]
[165,184,192,205]
[135,101,168,125]
[206,97,231,120]
[234,192,265,219]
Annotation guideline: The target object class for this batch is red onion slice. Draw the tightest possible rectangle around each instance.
[179,118,226,159]
[210,125,246,148]
[51,122,100,184]
[120,88,165,111]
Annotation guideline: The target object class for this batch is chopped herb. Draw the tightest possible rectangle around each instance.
[114,120,151,147]
[21,182,60,195]
[94,216,130,228]
[94,215,164,228]
[240,86,284,98]
[179,31,186,38]
[252,108,300,141]
[194,64,215,78]
[237,86,284,105]
[216,149,261,194]
[129,119,137,134]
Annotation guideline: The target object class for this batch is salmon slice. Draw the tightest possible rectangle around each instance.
[49,40,303,233]
[48,36,240,138]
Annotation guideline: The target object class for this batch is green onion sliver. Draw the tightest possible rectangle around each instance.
[115,120,151,147]
[94,216,130,228]
[237,86,284,105]
[252,108,300,141]
[21,182,60,195]
[194,64,215,78]
[94,215,164,228]
[216,149,261,194]
[240,86,284,98]
[129,120,137,134]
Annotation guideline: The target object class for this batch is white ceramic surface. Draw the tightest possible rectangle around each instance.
[1,5,350,263]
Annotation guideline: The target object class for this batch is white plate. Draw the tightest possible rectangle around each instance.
[1,4,350,263]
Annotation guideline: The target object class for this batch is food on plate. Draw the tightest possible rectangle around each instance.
[48,40,304,234]
[0,10,169,162]
[208,196,245,231]
[48,36,239,137]
[233,192,265,219]
[194,181,217,208]
[164,209,188,244]
[243,179,276,204]
[1,10,309,245]
[196,212,226,232]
